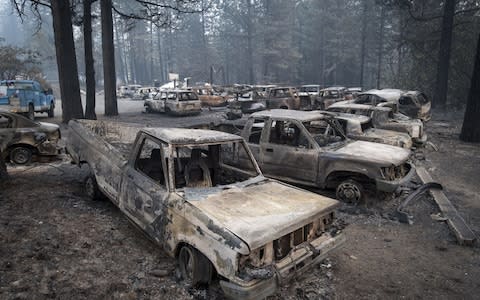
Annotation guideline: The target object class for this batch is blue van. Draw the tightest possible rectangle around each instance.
[0,80,55,120]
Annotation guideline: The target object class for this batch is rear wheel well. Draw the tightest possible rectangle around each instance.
[325,171,374,189]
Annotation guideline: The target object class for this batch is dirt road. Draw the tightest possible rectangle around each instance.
[1,105,479,299]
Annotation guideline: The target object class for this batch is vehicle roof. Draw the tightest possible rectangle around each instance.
[161,89,194,93]
[321,86,346,91]
[301,84,320,87]
[271,86,296,90]
[360,89,404,101]
[251,109,328,122]
[331,112,370,123]
[0,80,36,84]
[143,128,243,145]
[328,102,392,112]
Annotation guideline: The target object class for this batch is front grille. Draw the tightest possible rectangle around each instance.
[384,163,410,180]
[273,213,334,260]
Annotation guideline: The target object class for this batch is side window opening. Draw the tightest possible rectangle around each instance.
[0,115,13,128]
[269,120,311,148]
[173,143,258,189]
[135,138,166,187]
[248,119,264,144]
[399,96,415,106]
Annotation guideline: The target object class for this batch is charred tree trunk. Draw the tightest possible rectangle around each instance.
[83,0,96,120]
[101,0,118,116]
[460,32,480,143]
[433,0,455,109]
[51,0,84,122]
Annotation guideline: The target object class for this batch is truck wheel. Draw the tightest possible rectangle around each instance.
[178,245,212,286]
[336,179,363,203]
[145,105,152,113]
[27,104,34,120]
[48,103,55,118]
[10,147,33,165]
[84,174,103,200]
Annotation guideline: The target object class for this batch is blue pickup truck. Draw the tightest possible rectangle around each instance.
[0,80,55,120]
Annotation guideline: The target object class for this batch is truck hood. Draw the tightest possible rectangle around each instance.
[38,122,60,133]
[186,179,339,250]
[363,128,412,149]
[334,140,410,165]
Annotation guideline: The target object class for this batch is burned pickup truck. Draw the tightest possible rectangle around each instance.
[209,109,415,203]
[66,120,345,299]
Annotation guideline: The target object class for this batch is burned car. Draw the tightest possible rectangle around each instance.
[144,89,201,116]
[298,85,322,110]
[338,89,431,122]
[326,112,413,149]
[317,87,347,109]
[0,110,61,164]
[66,120,345,299]
[265,87,305,110]
[191,86,228,107]
[327,103,427,144]
[211,109,415,203]
[226,88,266,119]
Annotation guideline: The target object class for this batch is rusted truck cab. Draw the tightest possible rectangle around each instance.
[66,120,345,299]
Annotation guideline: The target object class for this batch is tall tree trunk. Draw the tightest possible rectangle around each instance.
[376,4,385,89]
[51,0,84,122]
[84,0,96,120]
[113,15,127,84]
[246,0,254,84]
[359,0,368,88]
[101,0,118,116]
[460,32,480,143]
[433,0,455,109]
[156,27,165,83]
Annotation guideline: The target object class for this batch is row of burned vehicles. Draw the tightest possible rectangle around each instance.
[63,93,427,298]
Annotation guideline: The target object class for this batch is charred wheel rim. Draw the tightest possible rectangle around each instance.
[336,180,362,203]
[10,147,32,165]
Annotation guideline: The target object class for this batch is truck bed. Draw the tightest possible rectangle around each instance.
[73,120,142,160]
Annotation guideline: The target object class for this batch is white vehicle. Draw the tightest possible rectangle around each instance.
[144,89,201,116]
[117,85,143,98]
[132,87,158,101]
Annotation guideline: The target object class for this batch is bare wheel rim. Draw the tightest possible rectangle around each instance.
[11,148,31,164]
[337,182,362,203]
[179,247,194,282]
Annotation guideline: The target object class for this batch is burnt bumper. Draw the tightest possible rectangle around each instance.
[376,162,416,192]
[219,232,346,300]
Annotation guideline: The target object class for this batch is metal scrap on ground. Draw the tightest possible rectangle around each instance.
[416,167,477,246]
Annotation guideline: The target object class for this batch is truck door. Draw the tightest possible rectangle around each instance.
[153,92,166,112]
[260,119,318,184]
[242,118,265,164]
[119,135,169,228]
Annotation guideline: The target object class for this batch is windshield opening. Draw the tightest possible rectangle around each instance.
[172,141,259,189]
